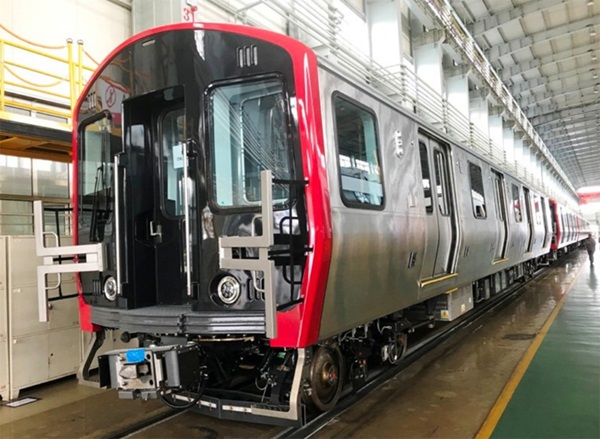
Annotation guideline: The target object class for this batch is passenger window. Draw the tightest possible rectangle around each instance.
[493,176,505,222]
[512,184,522,222]
[534,196,542,225]
[434,150,449,216]
[469,162,486,219]
[418,142,433,214]
[334,96,384,208]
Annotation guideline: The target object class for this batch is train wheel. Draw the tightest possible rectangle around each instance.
[307,346,344,412]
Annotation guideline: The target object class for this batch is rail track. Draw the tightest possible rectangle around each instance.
[106,263,549,439]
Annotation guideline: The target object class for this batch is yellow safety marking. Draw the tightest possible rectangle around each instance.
[444,287,459,295]
[492,258,509,265]
[419,272,458,287]
[475,260,586,439]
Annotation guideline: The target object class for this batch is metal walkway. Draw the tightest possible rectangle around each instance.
[0,24,95,163]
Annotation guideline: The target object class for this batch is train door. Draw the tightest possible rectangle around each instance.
[550,201,558,247]
[418,134,456,279]
[560,208,566,244]
[491,170,508,260]
[523,187,534,252]
[119,86,198,305]
[541,197,550,247]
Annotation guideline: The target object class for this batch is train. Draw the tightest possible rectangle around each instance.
[45,22,591,425]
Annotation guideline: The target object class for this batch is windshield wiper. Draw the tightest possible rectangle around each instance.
[89,163,112,242]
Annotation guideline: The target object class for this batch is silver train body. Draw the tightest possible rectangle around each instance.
[316,59,573,340]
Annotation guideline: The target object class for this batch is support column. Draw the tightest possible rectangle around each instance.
[489,108,503,162]
[414,41,443,94]
[445,65,470,141]
[414,32,444,124]
[503,121,515,167]
[531,152,542,188]
[445,66,469,114]
[522,140,532,183]
[367,0,410,108]
[368,0,403,70]
[514,133,524,180]
[470,89,489,139]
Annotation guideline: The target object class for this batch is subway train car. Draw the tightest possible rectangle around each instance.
[548,199,591,258]
[39,22,589,425]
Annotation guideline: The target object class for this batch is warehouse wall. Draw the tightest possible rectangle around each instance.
[0,0,131,62]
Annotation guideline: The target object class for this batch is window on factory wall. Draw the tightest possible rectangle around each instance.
[0,154,71,235]
[512,184,522,222]
[401,2,413,62]
[334,95,384,208]
[342,0,365,17]
[468,162,486,219]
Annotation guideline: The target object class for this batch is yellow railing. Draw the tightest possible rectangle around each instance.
[0,24,97,123]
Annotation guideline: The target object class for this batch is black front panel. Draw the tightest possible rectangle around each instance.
[78,29,305,314]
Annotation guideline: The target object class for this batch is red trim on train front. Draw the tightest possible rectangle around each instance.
[73,23,333,345]
[272,44,332,348]
[72,99,98,332]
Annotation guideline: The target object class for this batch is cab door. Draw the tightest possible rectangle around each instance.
[491,170,508,260]
[118,86,198,307]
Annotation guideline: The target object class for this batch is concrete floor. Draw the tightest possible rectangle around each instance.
[490,258,599,438]
[0,251,587,438]
[312,255,585,438]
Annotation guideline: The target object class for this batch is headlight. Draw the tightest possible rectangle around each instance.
[217,275,241,305]
[103,276,118,301]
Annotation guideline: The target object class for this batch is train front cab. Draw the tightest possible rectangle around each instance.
[32,23,336,425]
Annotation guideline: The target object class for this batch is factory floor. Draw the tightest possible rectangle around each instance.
[315,250,599,439]
[1,250,597,438]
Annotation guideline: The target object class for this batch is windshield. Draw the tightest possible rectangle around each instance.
[79,113,118,242]
[209,77,292,209]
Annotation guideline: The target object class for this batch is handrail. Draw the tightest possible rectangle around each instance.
[0,26,97,123]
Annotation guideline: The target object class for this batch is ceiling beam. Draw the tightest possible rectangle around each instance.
[548,137,599,150]
[544,130,600,146]
[517,79,600,107]
[549,134,599,148]
[448,0,477,25]
[526,98,600,118]
[549,126,600,141]
[510,65,599,96]
[530,101,600,125]
[510,77,548,95]
[469,0,567,36]
[537,114,600,134]
[498,45,595,81]
[486,16,598,61]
